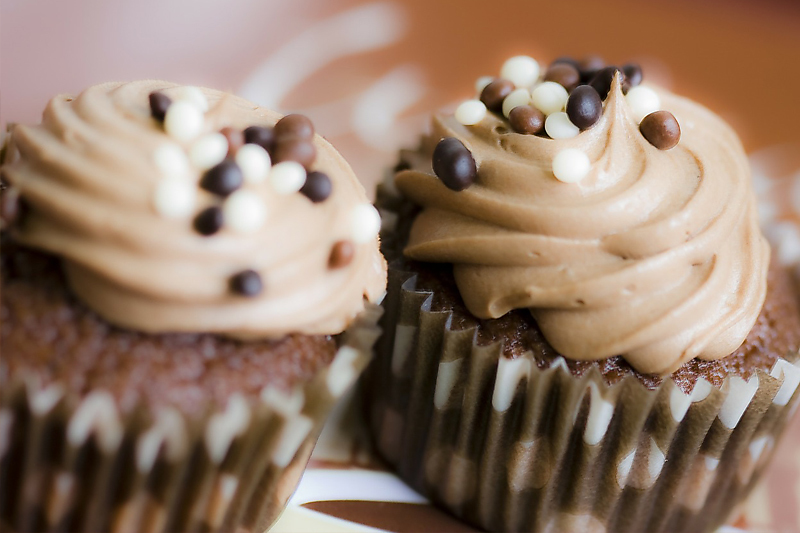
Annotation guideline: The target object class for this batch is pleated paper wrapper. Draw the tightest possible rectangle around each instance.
[0,303,382,533]
[366,178,800,533]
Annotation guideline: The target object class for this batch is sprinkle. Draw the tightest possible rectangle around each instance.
[274,114,315,141]
[269,161,307,195]
[589,66,621,100]
[200,160,244,197]
[154,177,196,218]
[640,111,681,150]
[273,138,316,169]
[351,204,381,244]
[626,86,661,124]
[500,56,540,88]
[454,100,487,126]
[508,105,545,135]
[432,137,477,191]
[329,240,355,268]
[220,127,245,156]
[243,126,275,154]
[164,100,204,142]
[579,56,606,83]
[193,206,224,236]
[474,76,494,94]
[229,270,263,296]
[551,56,580,70]
[566,85,603,130]
[0,187,25,227]
[480,79,515,112]
[153,143,190,178]
[223,190,267,233]
[544,112,580,139]
[531,81,570,115]
[544,63,580,92]
[235,143,271,184]
[300,171,332,203]
[623,63,643,88]
[190,133,229,170]
[149,92,172,122]
[172,86,208,112]
[502,88,531,118]
[552,148,591,183]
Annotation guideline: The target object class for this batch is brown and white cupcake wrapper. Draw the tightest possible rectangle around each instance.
[0,302,382,533]
[364,269,800,533]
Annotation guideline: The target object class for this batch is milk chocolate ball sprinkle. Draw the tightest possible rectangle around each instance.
[273,138,316,169]
[230,269,263,296]
[243,126,275,154]
[149,92,172,122]
[329,240,355,268]
[432,138,478,191]
[275,114,314,140]
[566,85,603,130]
[193,206,224,236]
[640,111,681,150]
[509,105,544,135]
[480,79,515,112]
[544,63,581,92]
[300,171,332,203]
[201,160,243,197]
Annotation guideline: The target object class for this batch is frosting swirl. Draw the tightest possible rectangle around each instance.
[396,77,768,375]
[1,80,386,338]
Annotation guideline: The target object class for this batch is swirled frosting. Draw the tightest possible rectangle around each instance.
[396,77,768,375]
[1,80,386,338]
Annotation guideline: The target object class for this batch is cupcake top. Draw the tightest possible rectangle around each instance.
[395,56,768,376]
[0,80,387,338]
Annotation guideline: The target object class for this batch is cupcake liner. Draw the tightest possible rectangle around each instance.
[365,267,800,533]
[0,302,382,533]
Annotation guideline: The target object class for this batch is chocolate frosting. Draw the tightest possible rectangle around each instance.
[396,77,768,375]
[1,81,386,338]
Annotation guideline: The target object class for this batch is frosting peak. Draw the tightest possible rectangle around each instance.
[396,76,768,375]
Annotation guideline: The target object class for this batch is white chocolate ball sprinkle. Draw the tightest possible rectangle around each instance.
[164,100,204,143]
[531,81,569,115]
[502,88,532,118]
[626,86,661,124]
[153,177,196,218]
[351,204,381,244]
[153,143,189,178]
[500,56,540,88]
[475,76,494,94]
[454,99,487,126]
[552,148,591,183]
[172,86,209,112]
[545,112,580,139]
[223,190,267,233]
[189,133,228,170]
[269,161,306,195]
[235,143,271,184]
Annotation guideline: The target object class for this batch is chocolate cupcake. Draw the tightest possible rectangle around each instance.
[366,56,800,533]
[0,81,386,533]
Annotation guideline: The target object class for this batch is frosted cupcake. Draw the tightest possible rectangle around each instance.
[367,56,800,533]
[0,81,386,533]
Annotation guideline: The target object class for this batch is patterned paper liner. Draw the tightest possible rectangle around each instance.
[0,302,382,533]
[366,176,800,533]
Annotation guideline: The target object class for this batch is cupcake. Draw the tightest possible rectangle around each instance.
[0,80,386,533]
[366,55,800,533]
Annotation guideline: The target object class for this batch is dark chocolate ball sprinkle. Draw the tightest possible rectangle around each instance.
[275,114,314,141]
[623,63,643,88]
[273,138,317,169]
[566,85,603,130]
[579,55,605,82]
[149,92,172,122]
[329,240,355,269]
[544,63,581,92]
[508,105,545,135]
[589,66,623,100]
[193,206,224,236]
[480,79,515,113]
[551,56,580,70]
[230,269,263,297]
[200,160,244,197]
[394,159,411,173]
[300,171,332,203]
[220,127,245,156]
[243,126,275,154]
[432,137,477,192]
[640,111,681,150]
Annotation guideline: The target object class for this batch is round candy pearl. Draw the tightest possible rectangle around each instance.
[552,149,591,183]
[235,143,271,183]
[531,81,569,115]
[454,100,487,126]
[154,177,195,218]
[172,86,208,112]
[164,100,204,142]
[223,190,266,233]
[351,204,381,244]
[474,76,494,94]
[500,56,540,88]
[153,143,189,178]
[626,86,661,124]
[269,161,306,195]
[502,88,532,118]
[190,133,229,170]
[545,112,580,139]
